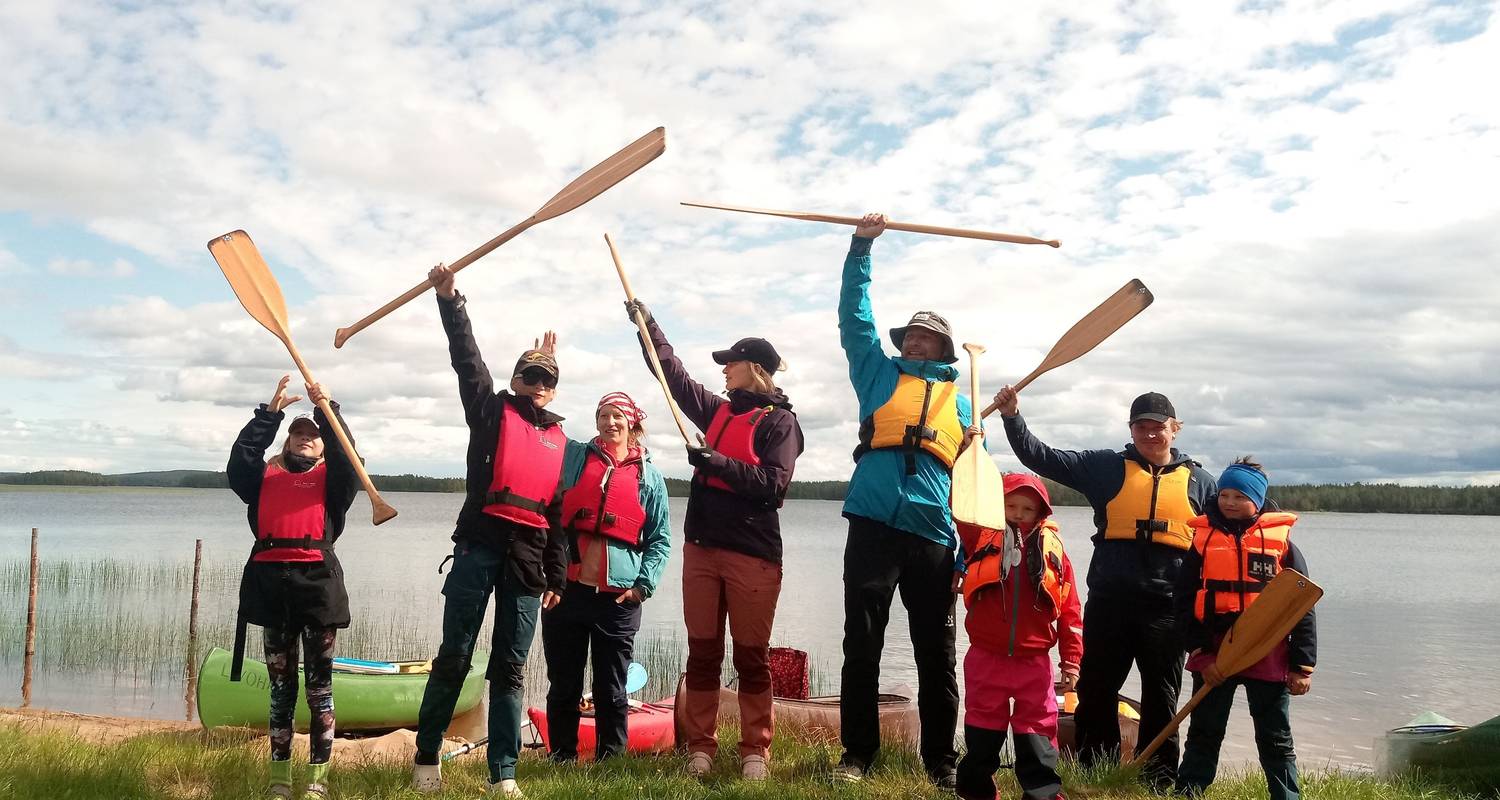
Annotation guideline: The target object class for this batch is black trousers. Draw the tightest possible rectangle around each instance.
[540,581,642,761]
[1073,592,1186,787]
[839,515,959,779]
[957,725,1063,800]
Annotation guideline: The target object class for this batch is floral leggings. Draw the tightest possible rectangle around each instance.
[264,626,337,763]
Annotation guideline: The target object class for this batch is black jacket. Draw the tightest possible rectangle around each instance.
[226,402,359,628]
[439,292,569,595]
[638,318,804,564]
[1003,413,1217,602]
[1173,504,1318,673]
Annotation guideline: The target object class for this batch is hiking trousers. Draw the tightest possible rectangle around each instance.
[541,580,642,761]
[415,540,541,783]
[956,647,1062,800]
[1073,591,1185,788]
[839,514,959,780]
[1177,673,1300,800]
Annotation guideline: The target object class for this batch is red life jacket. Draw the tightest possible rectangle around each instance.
[559,445,646,547]
[253,461,329,562]
[482,401,566,529]
[698,404,773,494]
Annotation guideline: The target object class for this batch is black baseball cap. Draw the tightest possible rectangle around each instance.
[711,337,786,373]
[1129,392,1176,423]
[513,349,559,379]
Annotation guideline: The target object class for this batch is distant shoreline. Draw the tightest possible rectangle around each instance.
[3,469,1497,515]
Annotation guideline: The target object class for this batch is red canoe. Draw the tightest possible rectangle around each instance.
[526,700,677,757]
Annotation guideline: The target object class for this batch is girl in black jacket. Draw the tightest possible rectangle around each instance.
[227,376,361,800]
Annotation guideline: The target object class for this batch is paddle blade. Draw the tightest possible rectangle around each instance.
[1216,568,1323,676]
[534,127,666,223]
[207,230,291,344]
[952,445,1007,530]
[625,662,648,695]
[1014,279,1153,392]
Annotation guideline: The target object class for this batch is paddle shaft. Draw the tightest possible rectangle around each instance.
[1129,682,1211,767]
[681,201,1060,248]
[283,341,398,525]
[604,233,694,446]
[964,344,985,491]
[334,218,536,348]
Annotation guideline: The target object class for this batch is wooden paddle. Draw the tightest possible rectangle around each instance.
[208,230,398,526]
[980,279,1153,418]
[334,127,668,348]
[680,201,1061,248]
[604,233,693,446]
[951,343,1007,531]
[1126,568,1324,767]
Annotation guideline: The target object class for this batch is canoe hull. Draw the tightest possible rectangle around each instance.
[196,647,486,732]
[526,702,676,756]
[673,675,919,746]
[1377,713,1500,793]
[1056,696,1141,759]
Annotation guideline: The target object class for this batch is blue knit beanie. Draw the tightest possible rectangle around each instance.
[1218,463,1269,511]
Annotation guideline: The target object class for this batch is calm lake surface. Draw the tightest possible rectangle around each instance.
[3,488,1497,770]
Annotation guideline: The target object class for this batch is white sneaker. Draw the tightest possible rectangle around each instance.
[831,761,865,783]
[686,751,713,777]
[741,754,769,781]
[412,762,442,793]
[488,778,525,798]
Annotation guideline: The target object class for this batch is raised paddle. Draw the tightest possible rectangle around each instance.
[951,343,1007,532]
[1126,568,1324,767]
[680,201,1061,248]
[604,233,693,446]
[208,230,397,526]
[980,278,1153,418]
[334,127,667,348]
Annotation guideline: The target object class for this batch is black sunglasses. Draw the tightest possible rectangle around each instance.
[517,368,558,389]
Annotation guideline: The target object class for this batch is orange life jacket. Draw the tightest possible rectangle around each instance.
[697,404,773,495]
[252,461,329,562]
[559,447,646,547]
[961,518,1070,616]
[1190,511,1297,623]
[482,401,566,529]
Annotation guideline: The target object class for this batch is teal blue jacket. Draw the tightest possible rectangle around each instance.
[556,438,672,598]
[839,236,974,548]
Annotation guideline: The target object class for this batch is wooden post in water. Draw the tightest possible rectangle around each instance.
[22,527,39,707]
[185,538,203,721]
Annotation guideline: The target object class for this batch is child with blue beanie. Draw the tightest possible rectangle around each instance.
[1172,458,1317,800]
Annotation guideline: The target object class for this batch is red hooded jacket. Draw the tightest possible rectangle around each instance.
[962,473,1084,672]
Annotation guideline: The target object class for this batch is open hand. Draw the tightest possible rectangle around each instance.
[269,375,303,413]
[534,331,557,356]
[428,263,456,299]
[854,212,888,239]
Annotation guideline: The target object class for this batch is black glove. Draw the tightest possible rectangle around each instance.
[685,444,720,473]
[624,299,652,325]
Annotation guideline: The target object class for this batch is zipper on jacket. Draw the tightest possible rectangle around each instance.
[1008,525,1021,656]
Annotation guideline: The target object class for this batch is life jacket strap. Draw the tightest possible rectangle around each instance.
[1204,578,1266,594]
[485,488,548,514]
[251,536,334,554]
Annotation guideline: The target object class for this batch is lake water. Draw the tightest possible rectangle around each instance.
[3,488,1497,770]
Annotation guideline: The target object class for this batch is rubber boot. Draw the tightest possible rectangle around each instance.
[268,759,293,800]
[301,761,329,799]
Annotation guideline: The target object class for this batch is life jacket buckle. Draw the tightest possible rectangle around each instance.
[602,511,618,526]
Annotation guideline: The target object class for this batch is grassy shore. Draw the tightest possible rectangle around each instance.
[0,718,1479,800]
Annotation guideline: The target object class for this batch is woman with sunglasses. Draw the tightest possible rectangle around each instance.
[412,264,569,800]
[623,299,804,781]
[540,390,672,763]
[227,376,361,800]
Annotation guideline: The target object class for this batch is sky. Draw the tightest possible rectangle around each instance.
[1,0,1497,486]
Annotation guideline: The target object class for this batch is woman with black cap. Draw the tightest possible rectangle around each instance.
[227,375,362,800]
[623,299,804,781]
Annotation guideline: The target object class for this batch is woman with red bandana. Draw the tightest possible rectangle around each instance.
[541,391,672,762]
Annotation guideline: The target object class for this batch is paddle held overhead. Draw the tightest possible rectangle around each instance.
[680,201,1060,247]
[208,230,397,525]
[334,127,667,348]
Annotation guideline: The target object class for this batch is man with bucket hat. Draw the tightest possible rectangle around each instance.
[991,385,1216,789]
[833,213,976,787]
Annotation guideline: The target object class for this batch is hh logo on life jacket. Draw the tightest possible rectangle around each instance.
[1247,553,1278,581]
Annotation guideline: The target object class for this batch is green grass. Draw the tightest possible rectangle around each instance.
[0,721,1484,800]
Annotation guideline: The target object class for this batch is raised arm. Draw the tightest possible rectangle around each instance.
[431,264,495,425]
[227,376,297,504]
[309,383,360,512]
[627,305,723,431]
[838,222,894,411]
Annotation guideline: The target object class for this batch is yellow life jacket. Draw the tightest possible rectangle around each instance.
[961,519,1071,615]
[1190,512,1297,622]
[856,373,963,468]
[1101,460,1197,550]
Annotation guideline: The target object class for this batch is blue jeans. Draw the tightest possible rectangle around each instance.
[415,541,541,782]
[1176,673,1300,800]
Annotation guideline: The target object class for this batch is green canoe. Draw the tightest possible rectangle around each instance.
[1375,711,1500,793]
[196,647,487,731]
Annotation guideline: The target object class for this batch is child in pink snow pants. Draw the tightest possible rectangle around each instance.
[955,473,1084,800]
